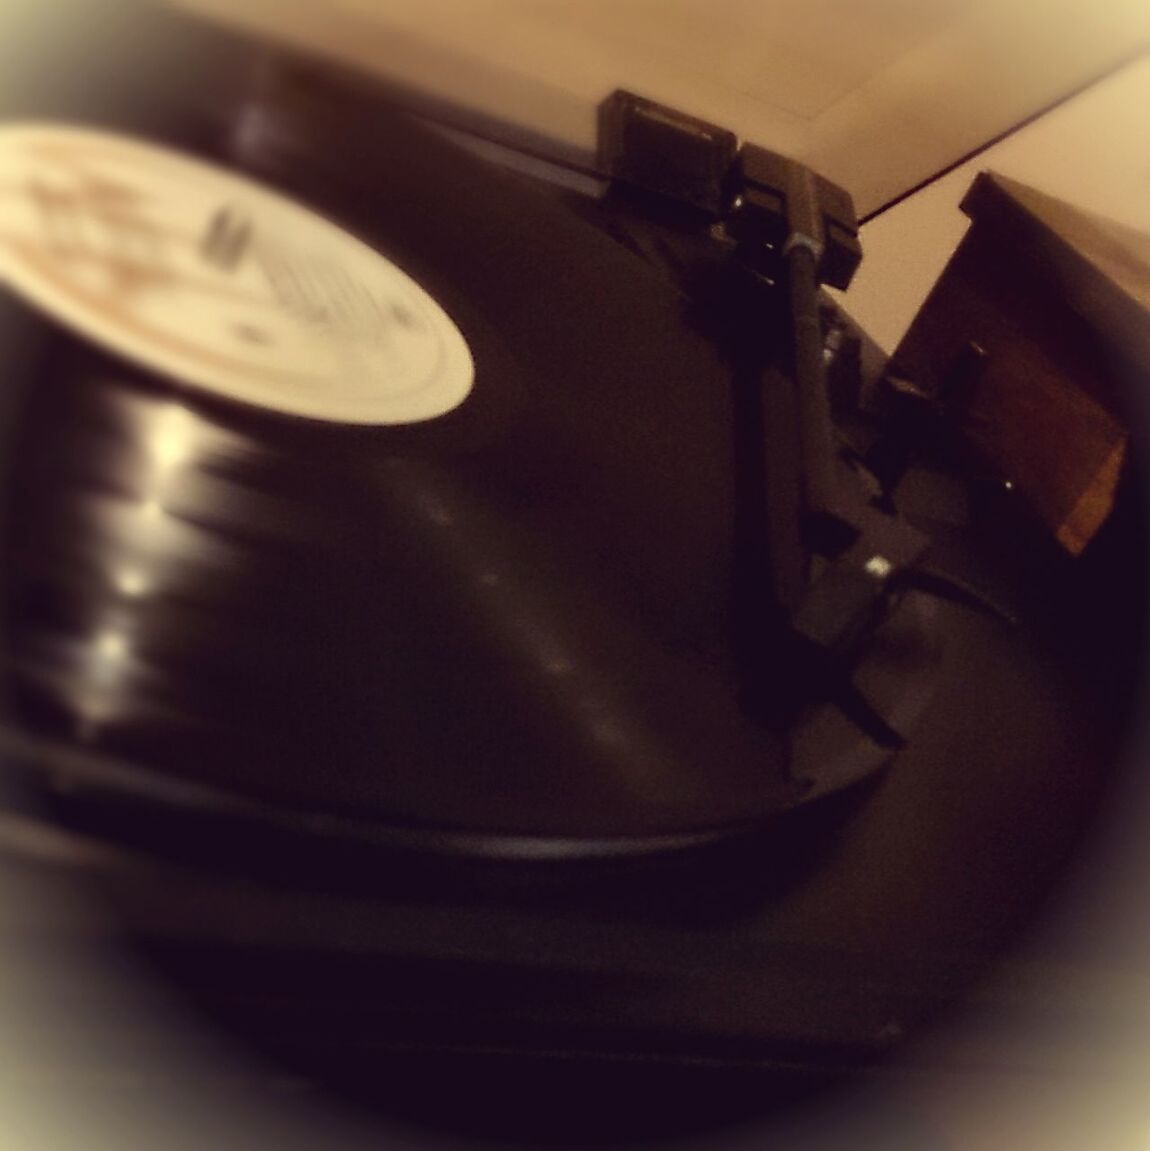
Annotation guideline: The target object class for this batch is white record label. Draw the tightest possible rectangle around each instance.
[0,122,475,424]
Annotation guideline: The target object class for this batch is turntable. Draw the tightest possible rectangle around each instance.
[0,3,1145,1148]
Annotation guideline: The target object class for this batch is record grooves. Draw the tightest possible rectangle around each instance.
[0,68,948,859]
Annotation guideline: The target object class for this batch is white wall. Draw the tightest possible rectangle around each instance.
[837,52,1150,354]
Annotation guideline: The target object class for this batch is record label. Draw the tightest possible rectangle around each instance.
[0,122,474,424]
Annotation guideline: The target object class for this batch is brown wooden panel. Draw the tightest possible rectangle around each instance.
[889,174,1149,554]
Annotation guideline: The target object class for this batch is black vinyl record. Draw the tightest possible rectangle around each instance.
[0,44,950,860]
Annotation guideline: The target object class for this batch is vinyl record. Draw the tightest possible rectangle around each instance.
[0,70,943,859]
